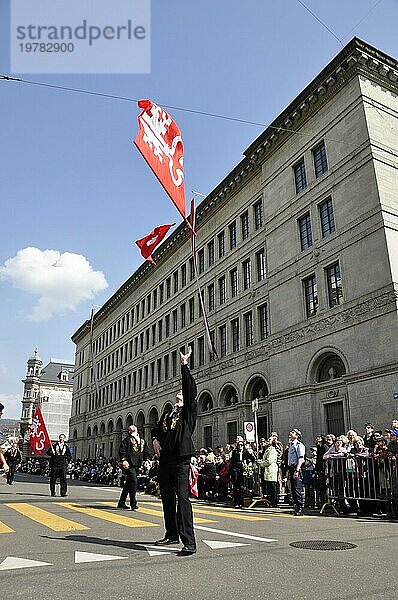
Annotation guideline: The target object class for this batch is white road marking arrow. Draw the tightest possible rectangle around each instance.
[195,525,277,542]
[74,551,128,563]
[0,557,53,571]
[203,540,250,550]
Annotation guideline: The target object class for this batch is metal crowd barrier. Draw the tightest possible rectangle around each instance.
[322,455,398,515]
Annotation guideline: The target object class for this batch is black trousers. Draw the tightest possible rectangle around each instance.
[231,468,244,507]
[158,460,196,547]
[50,466,67,496]
[7,465,17,484]
[264,480,278,507]
[119,468,138,507]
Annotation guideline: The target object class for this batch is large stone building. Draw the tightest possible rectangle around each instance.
[21,350,74,442]
[70,38,398,459]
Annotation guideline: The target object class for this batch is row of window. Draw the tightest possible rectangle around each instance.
[298,197,335,251]
[80,304,269,413]
[79,200,265,363]
[78,247,267,383]
[303,261,343,317]
[294,140,328,194]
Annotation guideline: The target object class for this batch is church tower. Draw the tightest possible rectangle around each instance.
[20,349,43,439]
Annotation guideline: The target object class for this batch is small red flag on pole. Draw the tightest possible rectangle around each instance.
[135,223,175,264]
[28,405,51,456]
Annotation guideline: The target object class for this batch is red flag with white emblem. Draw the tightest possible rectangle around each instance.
[28,405,51,456]
[135,223,175,264]
[134,100,187,222]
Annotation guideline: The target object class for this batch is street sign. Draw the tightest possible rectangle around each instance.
[244,421,255,442]
[251,398,259,413]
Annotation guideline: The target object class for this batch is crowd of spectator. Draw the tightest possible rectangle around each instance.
[15,418,398,518]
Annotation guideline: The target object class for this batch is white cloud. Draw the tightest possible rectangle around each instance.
[0,393,22,420]
[0,247,108,322]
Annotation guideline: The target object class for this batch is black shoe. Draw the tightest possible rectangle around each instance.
[177,545,197,556]
[117,503,129,510]
[131,503,138,510]
[294,509,304,516]
[155,537,179,546]
[61,494,68,497]
[51,493,56,497]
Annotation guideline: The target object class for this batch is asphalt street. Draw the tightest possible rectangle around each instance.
[0,474,396,599]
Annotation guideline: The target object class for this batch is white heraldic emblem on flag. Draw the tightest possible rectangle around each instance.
[139,103,184,187]
[30,416,46,450]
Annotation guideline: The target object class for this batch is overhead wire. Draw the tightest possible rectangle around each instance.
[295,0,344,46]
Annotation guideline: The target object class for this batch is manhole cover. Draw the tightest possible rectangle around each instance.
[290,540,357,551]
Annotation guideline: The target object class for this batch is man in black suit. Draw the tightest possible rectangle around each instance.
[230,437,255,509]
[4,442,22,485]
[46,434,72,497]
[118,424,151,510]
[151,347,197,556]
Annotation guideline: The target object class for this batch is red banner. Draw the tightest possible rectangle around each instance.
[134,99,186,221]
[135,223,174,264]
[28,405,51,456]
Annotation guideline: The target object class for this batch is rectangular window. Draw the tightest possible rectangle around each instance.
[189,297,195,323]
[198,336,205,366]
[219,324,227,357]
[150,362,155,387]
[165,314,170,338]
[138,369,142,392]
[157,358,162,384]
[152,289,157,310]
[303,274,318,317]
[227,421,238,444]
[198,248,205,274]
[242,259,251,290]
[159,283,164,305]
[241,211,249,240]
[189,341,195,369]
[298,213,313,251]
[203,426,213,449]
[207,239,215,267]
[319,197,335,237]
[258,303,269,340]
[208,283,215,311]
[145,328,150,350]
[326,262,343,307]
[313,141,328,178]
[139,332,144,353]
[218,275,226,305]
[256,249,266,281]
[166,277,171,299]
[158,319,163,342]
[151,324,156,346]
[229,221,237,250]
[164,355,169,380]
[244,311,253,347]
[143,365,148,389]
[173,271,179,294]
[141,300,145,320]
[325,401,345,436]
[218,231,225,258]
[180,304,186,328]
[134,336,138,357]
[198,290,204,317]
[189,257,195,281]
[231,318,240,352]
[181,263,187,287]
[230,268,238,298]
[253,200,264,230]
[209,330,215,361]
[294,158,307,193]
[146,294,151,315]
[172,309,178,333]
[171,350,177,377]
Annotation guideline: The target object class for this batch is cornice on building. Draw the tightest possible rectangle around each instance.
[71,37,398,346]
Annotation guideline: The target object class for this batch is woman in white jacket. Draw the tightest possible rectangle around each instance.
[259,438,279,507]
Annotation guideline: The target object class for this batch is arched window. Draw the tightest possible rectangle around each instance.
[199,392,214,412]
[247,376,269,401]
[107,420,114,434]
[93,424,98,437]
[125,414,134,429]
[221,385,239,407]
[87,426,92,438]
[116,417,123,432]
[148,407,159,427]
[100,422,106,436]
[73,429,78,440]
[316,354,346,382]
[136,411,145,434]
[163,402,173,415]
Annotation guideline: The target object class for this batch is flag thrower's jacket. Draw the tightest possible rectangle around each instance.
[151,364,197,464]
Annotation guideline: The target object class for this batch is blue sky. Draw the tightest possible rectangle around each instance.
[1,0,397,418]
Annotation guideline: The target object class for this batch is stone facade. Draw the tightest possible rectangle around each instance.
[70,38,398,458]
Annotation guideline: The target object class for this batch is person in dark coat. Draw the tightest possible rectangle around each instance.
[46,434,72,497]
[151,347,198,556]
[230,437,255,509]
[4,442,22,485]
[315,434,329,507]
[118,424,151,510]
